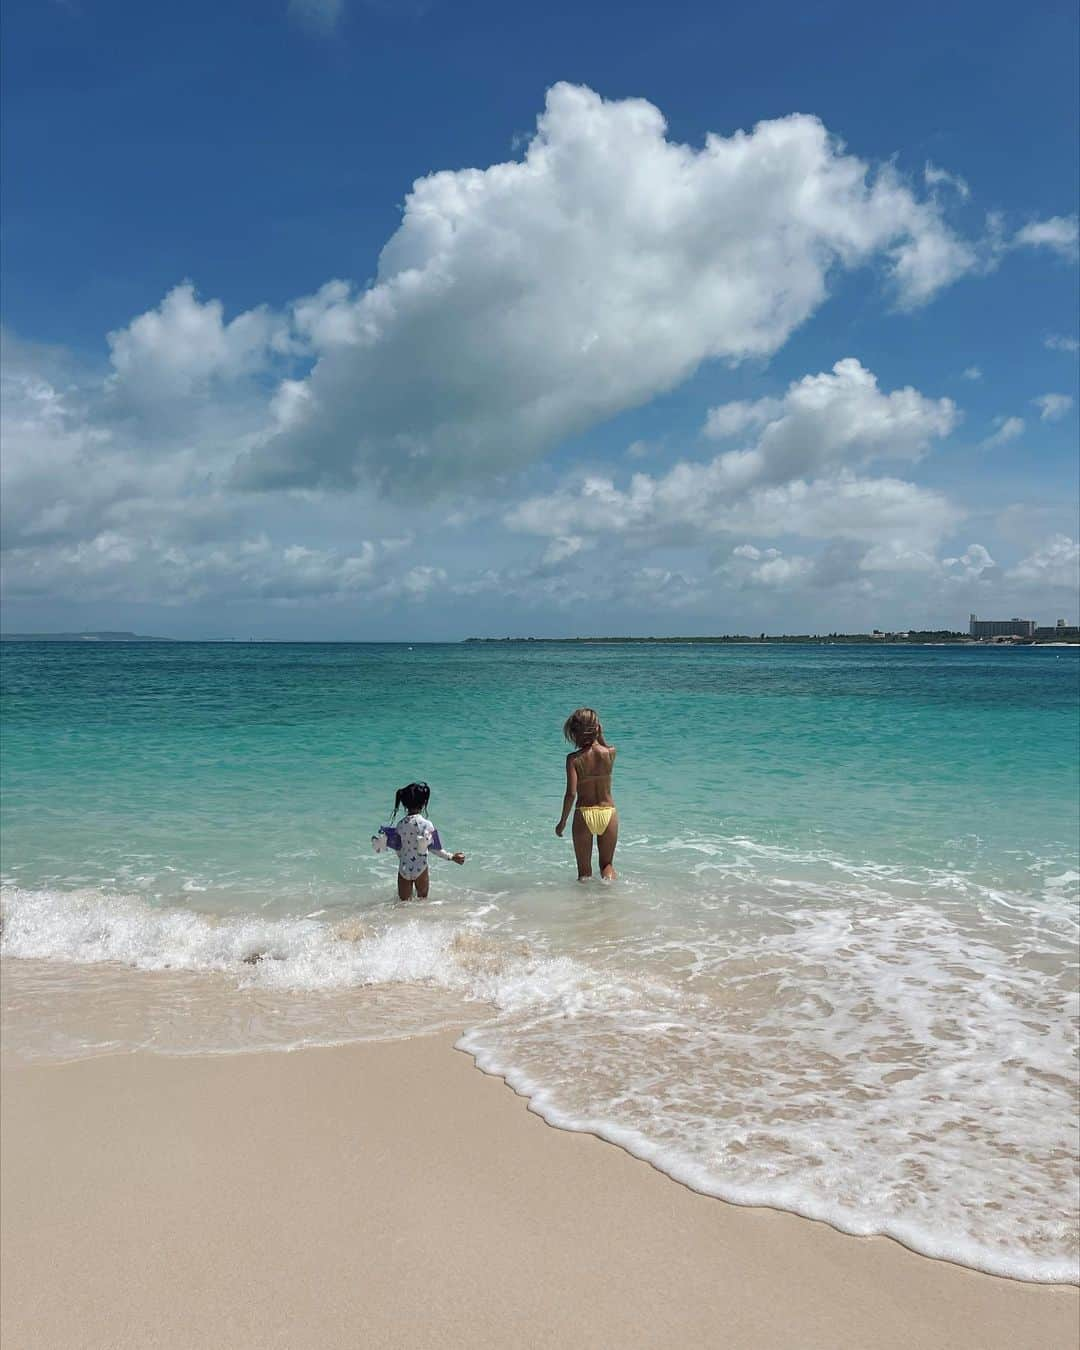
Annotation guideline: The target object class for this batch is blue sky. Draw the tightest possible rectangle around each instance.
[2,0,1077,637]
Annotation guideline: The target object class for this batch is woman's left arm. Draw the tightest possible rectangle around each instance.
[555,756,577,837]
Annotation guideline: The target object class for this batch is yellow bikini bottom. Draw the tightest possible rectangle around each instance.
[578,805,616,836]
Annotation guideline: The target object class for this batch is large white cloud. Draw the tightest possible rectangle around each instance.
[701,357,956,475]
[230,83,979,493]
[2,346,127,549]
[0,331,245,553]
[508,359,958,548]
[0,335,423,610]
[1,287,301,575]
[500,358,983,609]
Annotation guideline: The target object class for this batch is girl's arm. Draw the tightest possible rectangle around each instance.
[555,755,578,837]
[373,825,402,853]
[429,845,466,864]
[428,827,466,865]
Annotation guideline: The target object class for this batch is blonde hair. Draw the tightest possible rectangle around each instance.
[563,707,601,748]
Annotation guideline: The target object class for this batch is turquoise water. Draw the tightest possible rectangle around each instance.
[2,641,1078,1280]
[4,641,1076,899]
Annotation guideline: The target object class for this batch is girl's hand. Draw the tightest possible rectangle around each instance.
[555,821,566,837]
[452,852,466,864]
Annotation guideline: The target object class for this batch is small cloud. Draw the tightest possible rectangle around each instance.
[541,536,592,566]
[942,543,997,581]
[924,161,970,199]
[981,415,1024,448]
[625,439,651,459]
[962,366,982,381]
[723,543,815,589]
[1044,334,1080,353]
[398,565,446,598]
[703,397,781,440]
[1013,215,1080,262]
[1033,393,1074,422]
[289,0,344,31]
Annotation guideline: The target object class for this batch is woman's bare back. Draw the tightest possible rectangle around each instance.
[569,743,616,808]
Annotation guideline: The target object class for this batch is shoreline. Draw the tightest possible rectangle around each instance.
[3,1034,1077,1350]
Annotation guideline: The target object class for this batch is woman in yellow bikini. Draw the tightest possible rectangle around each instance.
[555,707,618,882]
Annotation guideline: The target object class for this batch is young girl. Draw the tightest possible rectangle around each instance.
[555,708,618,882]
[373,782,465,900]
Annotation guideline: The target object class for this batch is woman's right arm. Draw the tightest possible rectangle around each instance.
[555,755,577,837]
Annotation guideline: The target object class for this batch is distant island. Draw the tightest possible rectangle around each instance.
[0,631,174,642]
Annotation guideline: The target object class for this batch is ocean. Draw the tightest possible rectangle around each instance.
[2,639,1077,1282]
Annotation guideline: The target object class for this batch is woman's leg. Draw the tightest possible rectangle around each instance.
[397,873,415,901]
[571,810,594,881]
[597,811,619,880]
[415,868,430,899]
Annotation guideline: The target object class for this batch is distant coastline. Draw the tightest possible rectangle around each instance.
[467,631,967,645]
[0,632,174,643]
[3,631,1075,646]
[464,632,1079,646]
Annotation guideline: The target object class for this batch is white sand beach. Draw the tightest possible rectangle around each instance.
[3,1032,1077,1350]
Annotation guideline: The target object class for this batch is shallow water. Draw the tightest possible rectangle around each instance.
[2,640,1077,1280]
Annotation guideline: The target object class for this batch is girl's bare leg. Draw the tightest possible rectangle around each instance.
[415,868,430,899]
[397,873,415,901]
[597,812,618,880]
[571,811,594,881]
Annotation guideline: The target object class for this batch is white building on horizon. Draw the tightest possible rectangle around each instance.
[969,614,1037,639]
